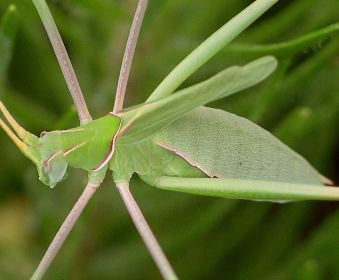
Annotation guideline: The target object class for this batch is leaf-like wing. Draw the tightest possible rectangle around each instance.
[155,106,323,185]
[119,56,277,143]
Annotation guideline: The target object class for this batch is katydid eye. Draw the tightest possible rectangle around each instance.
[46,154,68,187]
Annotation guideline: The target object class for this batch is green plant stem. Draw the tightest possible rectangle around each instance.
[116,181,178,280]
[113,0,149,113]
[0,4,19,92]
[31,180,101,280]
[227,22,339,56]
[146,0,278,103]
[156,177,339,201]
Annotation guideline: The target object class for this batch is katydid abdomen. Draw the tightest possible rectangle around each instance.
[112,106,323,187]
[154,106,323,185]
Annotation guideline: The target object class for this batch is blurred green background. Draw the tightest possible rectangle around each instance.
[0,0,338,279]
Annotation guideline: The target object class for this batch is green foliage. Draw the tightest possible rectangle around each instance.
[0,5,18,95]
[0,1,338,279]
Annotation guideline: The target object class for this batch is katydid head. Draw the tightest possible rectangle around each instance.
[0,101,69,187]
[35,132,69,188]
[36,152,69,188]
[36,138,68,188]
[35,114,122,187]
[1,101,121,188]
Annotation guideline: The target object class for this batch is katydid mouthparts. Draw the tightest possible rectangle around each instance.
[1,0,339,279]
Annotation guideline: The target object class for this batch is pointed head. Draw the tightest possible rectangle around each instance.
[32,131,69,188]
[0,101,66,187]
[36,153,69,188]
[36,145,69,188]
[34,114,122,188]
[1,104,121,188]
[0,118,68,188]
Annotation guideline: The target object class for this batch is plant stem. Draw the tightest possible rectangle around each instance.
[227,22,339,56]
[116,182,178,280]
[156,177,339,201]
[32,0,92,124]
[146,0,278,103]
[31,180,101,280]
[113,0,149,113]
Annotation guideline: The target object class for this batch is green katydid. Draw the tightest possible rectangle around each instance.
[1,0,339,279]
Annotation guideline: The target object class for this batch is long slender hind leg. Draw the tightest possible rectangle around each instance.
[155,177,339,202]
[116,181,178,280]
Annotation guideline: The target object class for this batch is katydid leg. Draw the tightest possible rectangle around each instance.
[32,0,91,124]
[116,181,178,280]
[113,0,149,114]
[31,180,101,280]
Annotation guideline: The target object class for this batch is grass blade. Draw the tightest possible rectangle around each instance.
[0,5,19,94]
[156,177,339,202]
[146,0,278,103]
[227,22,339,56]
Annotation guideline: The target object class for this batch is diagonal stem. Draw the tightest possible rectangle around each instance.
[32,0,92,124]
[116,181,178,280]
[113,0,149,114]
[146,0,278,103]
[31,180,101,280]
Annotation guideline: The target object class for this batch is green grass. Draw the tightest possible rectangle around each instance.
[0,0,338,279]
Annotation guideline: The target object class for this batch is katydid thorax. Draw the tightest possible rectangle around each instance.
[1,0,339,279]
[0,101,121,187]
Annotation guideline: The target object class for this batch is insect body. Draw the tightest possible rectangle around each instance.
[1,0,339,279]
[153,106,323,185]
[112,105,324,196]
[0,105,121,188]
[37,114,121,186]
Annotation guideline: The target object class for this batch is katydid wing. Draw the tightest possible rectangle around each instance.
[1,0,339,279]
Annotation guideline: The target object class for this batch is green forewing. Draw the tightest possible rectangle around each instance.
[154,107,323,185]
[119,56,277,144]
